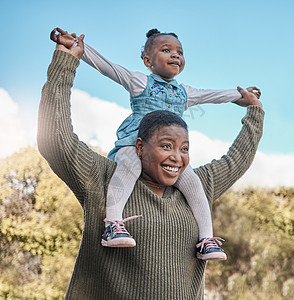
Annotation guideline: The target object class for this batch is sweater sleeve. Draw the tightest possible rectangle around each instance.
[82,43,147,97]
[182,84,241,107]
[37,50,107,207]
[195,105,264,202]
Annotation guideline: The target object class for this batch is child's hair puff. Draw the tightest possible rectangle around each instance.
[141,28,179,60]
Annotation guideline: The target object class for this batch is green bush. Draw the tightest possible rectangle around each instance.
[0,147,83,299]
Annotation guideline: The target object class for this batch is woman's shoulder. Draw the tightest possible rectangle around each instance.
[87,150,116,190]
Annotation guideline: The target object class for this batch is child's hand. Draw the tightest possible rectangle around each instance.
[234,86,262,108]
[50,27,77,49]
[246,87,261,99]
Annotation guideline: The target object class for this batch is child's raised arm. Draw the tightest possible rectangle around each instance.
[183,85,261,108]
[50,27,147,98]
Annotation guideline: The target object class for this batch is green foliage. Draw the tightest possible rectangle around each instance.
[206,187,294,300]
[0,147,83,299]
[0,147,293,299]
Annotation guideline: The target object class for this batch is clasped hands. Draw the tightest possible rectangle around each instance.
[50,27,84,59]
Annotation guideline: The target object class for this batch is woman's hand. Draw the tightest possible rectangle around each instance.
[50,27,84,60]
[234,86,263,108]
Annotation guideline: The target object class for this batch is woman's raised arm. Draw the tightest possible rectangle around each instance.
[195,88,264,202]
[37,39,108,207]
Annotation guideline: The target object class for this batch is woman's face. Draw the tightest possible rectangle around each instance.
[137,125,189,187]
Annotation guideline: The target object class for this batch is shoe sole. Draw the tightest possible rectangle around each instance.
[197,252,227,261]
[101,237,136,248]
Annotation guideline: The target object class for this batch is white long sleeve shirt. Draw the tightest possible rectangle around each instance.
[82,43,241,108]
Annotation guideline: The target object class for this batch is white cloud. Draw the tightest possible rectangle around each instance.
[1,88,293,188]
[188,131,231,166]
[234,152,294,188]
[0,88,33,158]
[188,134,294,188]
[70,89,131,152]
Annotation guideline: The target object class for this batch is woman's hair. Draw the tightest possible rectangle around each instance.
[141,29,179,60]
[138,110,188,142]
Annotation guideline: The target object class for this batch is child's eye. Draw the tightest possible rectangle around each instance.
[163,49,170,53]
[178,51,183,56]
[162,144,172,149]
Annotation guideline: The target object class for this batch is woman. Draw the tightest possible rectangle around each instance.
[37,33,264,299]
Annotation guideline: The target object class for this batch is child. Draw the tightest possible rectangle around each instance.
[51,27,260,260]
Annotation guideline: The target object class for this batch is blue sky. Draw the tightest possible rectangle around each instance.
[1,0,293,158]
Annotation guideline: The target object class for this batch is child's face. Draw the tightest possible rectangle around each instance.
[143,35,185,82]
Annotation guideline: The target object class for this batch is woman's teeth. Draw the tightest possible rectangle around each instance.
[163,166,179,173]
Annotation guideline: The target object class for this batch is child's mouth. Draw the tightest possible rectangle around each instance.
[168,61,180,67]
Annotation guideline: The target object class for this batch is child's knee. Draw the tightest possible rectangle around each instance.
[115,147,141,174]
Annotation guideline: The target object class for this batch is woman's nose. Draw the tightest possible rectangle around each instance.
[170,150,181,162]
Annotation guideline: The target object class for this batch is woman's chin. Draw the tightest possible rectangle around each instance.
[159,176,180,187]
[160,169,182,186]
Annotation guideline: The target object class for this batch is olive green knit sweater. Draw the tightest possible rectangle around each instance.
[37,50,264,300]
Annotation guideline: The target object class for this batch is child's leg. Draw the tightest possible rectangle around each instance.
[174,164,213,239]
[174,164,227,260]
[106,146,142,221]
[102,146,142,247]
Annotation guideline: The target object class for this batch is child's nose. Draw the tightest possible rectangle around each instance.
[171,52,179,58]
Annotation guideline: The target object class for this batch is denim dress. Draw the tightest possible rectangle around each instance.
[107,73,187,161]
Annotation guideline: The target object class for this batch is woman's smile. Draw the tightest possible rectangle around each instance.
[162,164,181,176]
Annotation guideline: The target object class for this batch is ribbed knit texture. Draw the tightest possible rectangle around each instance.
[37,50,264,300]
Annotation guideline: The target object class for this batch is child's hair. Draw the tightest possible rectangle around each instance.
[141,29,179,60]
[138,110,188,142]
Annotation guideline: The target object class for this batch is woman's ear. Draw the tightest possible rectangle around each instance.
[136,138,144,158]
[143,56,151,68]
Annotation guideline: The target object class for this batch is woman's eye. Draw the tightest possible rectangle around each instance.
[182,146,189,152]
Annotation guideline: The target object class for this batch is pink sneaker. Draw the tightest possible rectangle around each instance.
[196,237,227,261]
[101,215,142,248]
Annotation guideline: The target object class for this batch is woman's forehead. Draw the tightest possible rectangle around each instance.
[150,125,188,141]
